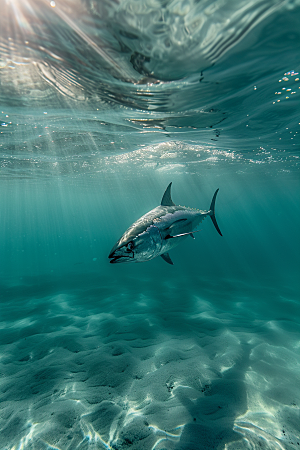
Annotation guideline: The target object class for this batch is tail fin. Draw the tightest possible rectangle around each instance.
[209,189,222,236]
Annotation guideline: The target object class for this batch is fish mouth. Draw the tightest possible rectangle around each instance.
[109,254,124,264]
[108,252,134,264]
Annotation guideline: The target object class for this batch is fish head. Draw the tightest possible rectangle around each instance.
[109,225,162,264]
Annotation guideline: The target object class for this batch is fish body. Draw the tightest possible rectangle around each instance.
[109,183,222,265]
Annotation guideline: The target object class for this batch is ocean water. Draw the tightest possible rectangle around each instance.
[1,1,300,449]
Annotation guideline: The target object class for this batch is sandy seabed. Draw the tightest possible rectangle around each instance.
[1,273,300,450]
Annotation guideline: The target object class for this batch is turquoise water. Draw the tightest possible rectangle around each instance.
[1,1,300,449]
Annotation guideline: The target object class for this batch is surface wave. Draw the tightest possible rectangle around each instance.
[1,0,299,110]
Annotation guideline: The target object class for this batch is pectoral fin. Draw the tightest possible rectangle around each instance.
[165,230,201,239]
[161,253,174,265]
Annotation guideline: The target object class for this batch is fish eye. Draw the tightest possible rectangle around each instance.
[126,241,134,251]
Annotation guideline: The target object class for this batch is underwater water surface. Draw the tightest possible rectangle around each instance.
[0,0,300,449]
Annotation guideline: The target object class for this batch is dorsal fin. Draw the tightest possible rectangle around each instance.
[161,182,175,206]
